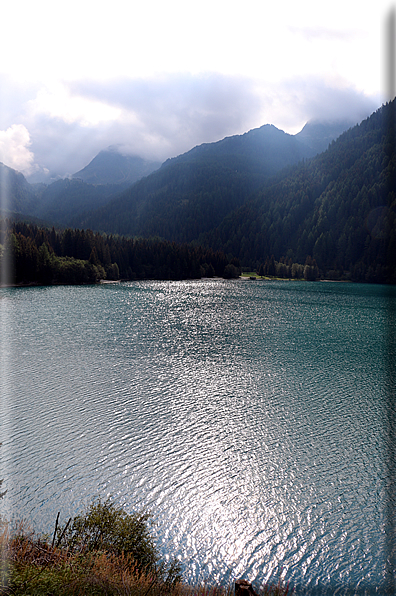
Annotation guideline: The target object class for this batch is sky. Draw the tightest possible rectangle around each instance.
[0,0,394,182]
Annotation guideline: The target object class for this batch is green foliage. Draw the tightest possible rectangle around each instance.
[4,501,291,596]
[56,498,182,588]
[0,220,235,284]
[6,526,181,596]
[223,263,240,279]
[57,499,158,572]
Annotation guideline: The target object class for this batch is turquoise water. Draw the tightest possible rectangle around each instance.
[0,280,394,594]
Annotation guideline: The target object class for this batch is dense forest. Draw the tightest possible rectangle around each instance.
[73,123,330,240]
[0,220,242,284]
[202,102,396,283]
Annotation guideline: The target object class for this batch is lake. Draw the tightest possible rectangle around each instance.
[0,279,395,594]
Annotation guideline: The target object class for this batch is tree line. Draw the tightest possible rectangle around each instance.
[0,220,243,285]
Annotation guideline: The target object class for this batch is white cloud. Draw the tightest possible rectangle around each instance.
[0,124,37,175]
[69,73,263,147]
[0,73,382,182]
[0,0,391,181]
[29,82,122,127]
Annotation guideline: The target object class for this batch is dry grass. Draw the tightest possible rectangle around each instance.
[0,522,291,596]
[0,522,172,595]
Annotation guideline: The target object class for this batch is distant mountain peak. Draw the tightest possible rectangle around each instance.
[295,118,356,154]
[72,148,161,186]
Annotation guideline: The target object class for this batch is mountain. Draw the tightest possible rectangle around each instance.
[75,122,344,241]
[72,147,161,185]
[0,162,42,216]
[295,118,356,155]
[31,178,127,226]
[76,103,395,283]
[0,148,162,227]
[0,169,127,228]
[3,119,351,233]
[202,102,395,283]
[3,105,394,284]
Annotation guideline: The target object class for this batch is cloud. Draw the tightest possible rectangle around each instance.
[3,73,382,182]
[29,82,122,127]
[16,73,265,179]
[262,77,381,133]
[69,73,380,143]
[289,26,363,43]
[0,124,38,175]
[68,73,264,156]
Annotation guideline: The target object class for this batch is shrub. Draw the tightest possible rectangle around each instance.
[56,498,182,588]
[223,264,240,279]
[57,498,158,572]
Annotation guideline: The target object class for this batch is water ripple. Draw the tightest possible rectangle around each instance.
[0,280,391,592]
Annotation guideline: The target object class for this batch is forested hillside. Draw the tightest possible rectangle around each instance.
[202,101,396,283]
[0,165,125,226]
[74,124,327,240]
[0,162,43,215]
[73,103,395,283]
[0,150,161,227]
[32,178,126,225]
[1,105,394,284]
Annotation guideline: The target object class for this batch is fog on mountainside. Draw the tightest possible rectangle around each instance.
[295,118,357,155]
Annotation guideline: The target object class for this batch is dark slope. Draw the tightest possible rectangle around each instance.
[0,162,43,215]
[164,123,318,171]
[75,124,325,240]
[33,178,126,226]
[0,161,127,227]
[295,118,356,155]
[0,150,161,228]
[4,120,351,233]
[203,102,396,283]
[72,148,161,185]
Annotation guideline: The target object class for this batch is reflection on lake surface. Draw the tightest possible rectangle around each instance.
[1,280,394,594]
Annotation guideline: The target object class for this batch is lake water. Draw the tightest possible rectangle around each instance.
[0,279,395,594]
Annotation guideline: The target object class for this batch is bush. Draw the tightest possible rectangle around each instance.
[223,263,240,279]
[56,498,182,587]
[57,499,157,571]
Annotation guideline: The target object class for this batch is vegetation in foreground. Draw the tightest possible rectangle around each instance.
[0,499,291,596]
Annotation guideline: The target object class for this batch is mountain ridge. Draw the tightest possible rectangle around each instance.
[72,148,161,186]
[201,102,395,282]
[74,119,353,239]
[1,117,354,229]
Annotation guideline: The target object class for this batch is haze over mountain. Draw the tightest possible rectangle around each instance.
[73,101,395,284]
[0,162,42,216]
[1,117,351,229]
[294,118,356,155]
[0,148,160,226]
[72,147,161,186]
[74,119,351,239]
[202,102,395,282]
